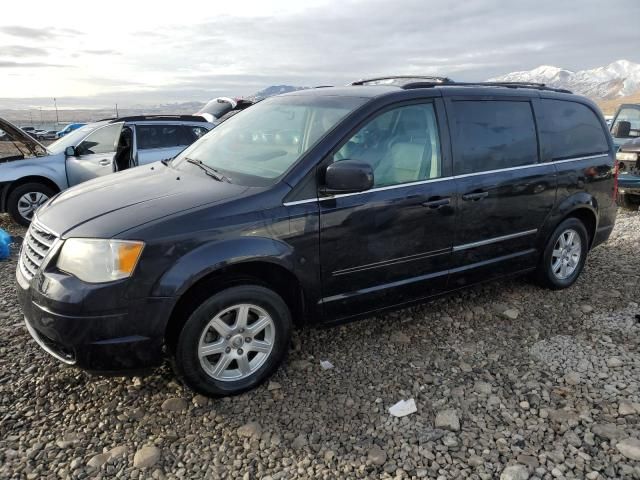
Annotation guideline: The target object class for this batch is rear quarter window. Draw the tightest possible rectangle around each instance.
[450,100,539,175]
[540,99,609,160]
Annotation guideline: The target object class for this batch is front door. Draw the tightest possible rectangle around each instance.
[66,122,123,186]
[318,101,456,321]
[444,97,556,288]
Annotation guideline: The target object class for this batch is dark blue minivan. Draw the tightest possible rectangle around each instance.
[17,77,617,396]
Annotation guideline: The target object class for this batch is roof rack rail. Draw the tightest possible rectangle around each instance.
[401,80,572,94]
[99,115,210,123]
[350,75,452,86]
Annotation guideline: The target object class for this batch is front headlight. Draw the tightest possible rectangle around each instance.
[616,151,639,161]
[57,238,144,283]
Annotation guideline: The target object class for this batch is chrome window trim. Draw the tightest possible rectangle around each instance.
[452,229,538,252]
[282,153,610,206]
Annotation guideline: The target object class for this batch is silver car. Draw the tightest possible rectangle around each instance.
[0,115,213,225]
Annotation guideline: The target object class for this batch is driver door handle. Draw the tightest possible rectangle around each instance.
[462,191,489,201]
[99,159,111,166]
[422,197,450,209]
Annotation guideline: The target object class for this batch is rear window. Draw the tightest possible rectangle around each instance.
[541,99,609,160]
[450,100,538,175]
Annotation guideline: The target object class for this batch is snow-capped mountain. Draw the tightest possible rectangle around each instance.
[489,60,640,99]
[248,85,307,100]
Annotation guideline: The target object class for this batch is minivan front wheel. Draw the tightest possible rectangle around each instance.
[173,285,291,396]
[537,218,589,289]
[7,182,55,226]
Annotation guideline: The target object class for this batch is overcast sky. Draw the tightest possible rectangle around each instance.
[1,0,639,109]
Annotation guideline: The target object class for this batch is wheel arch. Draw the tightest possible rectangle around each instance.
[541,193,599,250]
[1,175,62,211]
[163,259,306,355]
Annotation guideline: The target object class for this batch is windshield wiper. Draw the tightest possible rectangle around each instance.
[185,157,231,183]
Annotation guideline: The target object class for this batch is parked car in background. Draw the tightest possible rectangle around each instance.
[610,103,640,149]
[0,115,214,225]
[609,104,640,209]
[195,97,255,124]
[20,126,36,134]
[56,123,86,138]
[15,78,617,397]
[41,130,59,140]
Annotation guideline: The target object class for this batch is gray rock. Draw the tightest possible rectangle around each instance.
[503,309,519,320]
[474,381,493,395]
[161,397,188,412]
[500,464,530,480]
[390,331,411,344]
[435,409,460,432]
[108,445,128,460]
[237,421,262,438]
[564,371,581,385]
[267,381,282,391]
[291,434,308,449]
[617,438,640,461]
[607,357,624,368]
[87,453,110,469]
[367,446,387,466]
[133,446,161,468]
[592,423,626,441]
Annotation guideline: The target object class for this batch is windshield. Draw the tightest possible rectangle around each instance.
[47,123,103,154]
[173,95,367,186]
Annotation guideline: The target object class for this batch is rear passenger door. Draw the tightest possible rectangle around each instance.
[319,100,457,320]
[445,96,557,288]
[135,124,188,165]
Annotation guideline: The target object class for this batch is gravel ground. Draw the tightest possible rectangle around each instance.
[0,210,639,480]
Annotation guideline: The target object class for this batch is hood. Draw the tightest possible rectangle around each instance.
[36,163,250,238]
[0,117,48,159]
[619,137,640,153]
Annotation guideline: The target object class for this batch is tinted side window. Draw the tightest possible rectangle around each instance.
[136,125,181,150]
[332,103,442,187]
[451,100,538,175]
[76,124,121,155]
[541,99,609,160]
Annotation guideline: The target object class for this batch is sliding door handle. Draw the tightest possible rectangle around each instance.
[462,191,488,201]
[422,197,450,209]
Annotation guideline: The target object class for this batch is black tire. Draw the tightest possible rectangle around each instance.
[7,182,56,226]
[617,192,640,211]
[536,217,589,290]
[173,285,291,397]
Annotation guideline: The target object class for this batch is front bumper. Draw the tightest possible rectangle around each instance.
[16,265,175,372]
[619,173,640,195]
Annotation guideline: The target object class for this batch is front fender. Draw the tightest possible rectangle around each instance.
[0,155,67,189]
[151,236,296,297]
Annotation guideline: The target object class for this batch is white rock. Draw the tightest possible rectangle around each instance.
[435,409,460,431]
[474,381,492,395]
[108,445,128,460]
[619,402,637,416]
[564,371,582,385]
[617,438,640,460]
[320,360,334,370]
[500,464,530,480]
[388,398,417,417]
[503,309,519,320]
[267,381,282,391]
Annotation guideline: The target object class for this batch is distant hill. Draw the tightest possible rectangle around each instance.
[246,85,308,101]
[489,59,640,100]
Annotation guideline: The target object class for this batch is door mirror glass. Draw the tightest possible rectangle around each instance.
[323,160,374,194]
[64,146,76,157]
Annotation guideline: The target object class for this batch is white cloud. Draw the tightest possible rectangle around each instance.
[0,0,639,108]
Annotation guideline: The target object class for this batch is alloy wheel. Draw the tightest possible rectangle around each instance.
[551,228,582,280]
[198,303,275,381]
[17,192,49,221]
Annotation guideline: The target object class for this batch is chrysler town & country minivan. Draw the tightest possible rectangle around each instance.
[17,78,617,396]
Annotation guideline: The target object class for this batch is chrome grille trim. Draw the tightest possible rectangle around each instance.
[18,221,59,282]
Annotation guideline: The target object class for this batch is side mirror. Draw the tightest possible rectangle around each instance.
[612,120,631,138]
[321,160,374,195]
[64,146,76,157]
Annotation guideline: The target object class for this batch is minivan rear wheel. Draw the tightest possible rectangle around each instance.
[173,285,291,397]
[7,182,55,226]
[537,218,589,290]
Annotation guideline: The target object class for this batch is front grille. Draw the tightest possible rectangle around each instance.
[19,222,58,282]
